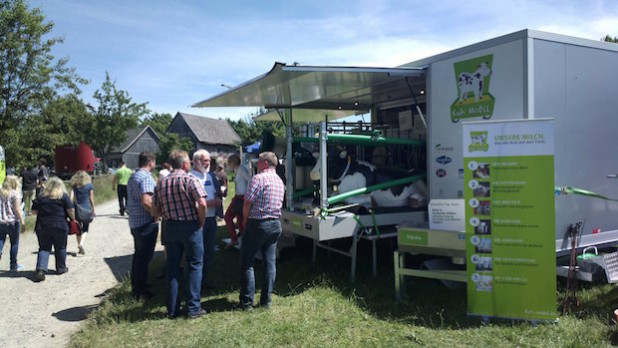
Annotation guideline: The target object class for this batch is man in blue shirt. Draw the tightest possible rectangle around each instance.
[127,151,157,299]
[189,149,222,291]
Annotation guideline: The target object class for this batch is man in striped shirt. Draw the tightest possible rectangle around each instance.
[152,150,208,319]
[239,151,285,311]
[126,151,157,300]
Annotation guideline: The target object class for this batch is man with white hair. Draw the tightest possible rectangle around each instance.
[190,149,223,290]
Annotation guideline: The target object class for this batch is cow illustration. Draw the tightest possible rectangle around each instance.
[309,146,426,207]
[458,62,492,103]
[471,133,487,145]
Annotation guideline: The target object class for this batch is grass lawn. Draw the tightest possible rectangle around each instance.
[69,181,618,347]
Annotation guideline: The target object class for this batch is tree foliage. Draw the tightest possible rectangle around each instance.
[141,112,173,137]
[15,94,91,167]
[88,72,148,169]
[227,116,285,147]
[602,35,618,43]
[0,0,86,166]
[157,133,194,164]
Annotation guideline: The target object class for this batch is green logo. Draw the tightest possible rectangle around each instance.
[291,217,302,231]
[450,54,495,122]
[468,131,489,152]
[398,229,428,246]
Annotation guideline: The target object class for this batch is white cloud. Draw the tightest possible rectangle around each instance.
[29,0,618,121]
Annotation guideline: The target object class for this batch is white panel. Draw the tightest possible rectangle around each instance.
[428,39,526,200]
[534,39,618,238]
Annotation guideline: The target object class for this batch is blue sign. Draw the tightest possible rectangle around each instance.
[436,155,452,165]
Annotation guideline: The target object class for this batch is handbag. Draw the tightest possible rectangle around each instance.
[75,202,94,224]
[68,220,81,235]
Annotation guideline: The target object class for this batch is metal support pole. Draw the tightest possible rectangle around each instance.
[351,227,358,282]
[312,240,317,263]
[319,121,328,210]
[285,108,294,210]
[394,251,401,300]
[372,239,378,276]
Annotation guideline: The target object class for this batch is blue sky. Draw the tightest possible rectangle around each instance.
[30,0,618,121]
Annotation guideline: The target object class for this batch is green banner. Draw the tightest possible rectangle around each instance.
[463,120,556,321]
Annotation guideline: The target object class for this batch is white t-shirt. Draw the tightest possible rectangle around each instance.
[234,165,251,196]
[0,190,19,224]
[159,168,170,179]
[189,169,217,217]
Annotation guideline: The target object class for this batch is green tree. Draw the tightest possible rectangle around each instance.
[0,0,86,166]
[157,133,193,164]
[15,94,92,167]
[227,116,285,147]
[141,112,172,136]
[88,72,148,170]
[602,35,618,43]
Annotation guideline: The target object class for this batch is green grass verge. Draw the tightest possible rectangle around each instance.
[69,182,618,347]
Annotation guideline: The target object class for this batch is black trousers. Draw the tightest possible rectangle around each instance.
[117,185,128,214]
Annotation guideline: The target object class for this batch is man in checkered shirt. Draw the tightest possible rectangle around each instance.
[152,150,208,319]
[126,151,157,300]
[239,151,285,311]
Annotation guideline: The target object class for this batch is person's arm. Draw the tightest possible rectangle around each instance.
[89,189,96,217]
[197,198,207,228]
[141,193,153,212]
[69,188,74,201]
[13,196,25,226]
[63,194,76,221]
[242,199,252,229]
[112,175,118,190]
[151,201,161,221]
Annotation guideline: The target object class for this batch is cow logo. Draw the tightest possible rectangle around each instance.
[450,54,495,122]
[468,131,489,152]
[436,155,452,165]
[436,168,447,177]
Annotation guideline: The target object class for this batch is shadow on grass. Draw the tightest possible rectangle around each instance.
[53,304,99,322]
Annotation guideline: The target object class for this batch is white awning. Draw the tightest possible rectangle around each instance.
[192,62,425,122]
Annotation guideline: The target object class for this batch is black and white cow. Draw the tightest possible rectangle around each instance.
[457,62,492,103]
[309,146,426,207]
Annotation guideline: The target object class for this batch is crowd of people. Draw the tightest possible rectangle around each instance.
[127,149,284,318]
[1,149,285,319]
[0,158,96,281]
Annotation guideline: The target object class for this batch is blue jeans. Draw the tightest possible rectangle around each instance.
[164,220,203,317]
[240,219,281,307]
[130,222,158,297]
[202,216,217,285]
[0,222,20,269]
[36,226,68,272]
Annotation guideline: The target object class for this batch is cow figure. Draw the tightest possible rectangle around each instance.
[458,62,492,103]
[309,146,426,207]
[471,133,487,145]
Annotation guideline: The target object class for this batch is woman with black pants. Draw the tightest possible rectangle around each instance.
[32,177,75,282]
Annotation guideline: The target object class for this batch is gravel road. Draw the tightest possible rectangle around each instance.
[0,200,144,348]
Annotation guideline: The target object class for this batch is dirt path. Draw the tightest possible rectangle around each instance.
[0,200,144,348]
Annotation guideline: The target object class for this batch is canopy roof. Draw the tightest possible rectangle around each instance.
[193,62,426,122]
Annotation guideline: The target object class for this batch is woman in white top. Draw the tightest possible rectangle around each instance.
[0,175,25,271]
[224,154,251,246]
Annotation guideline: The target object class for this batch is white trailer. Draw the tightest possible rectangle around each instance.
[194,29,618,280]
